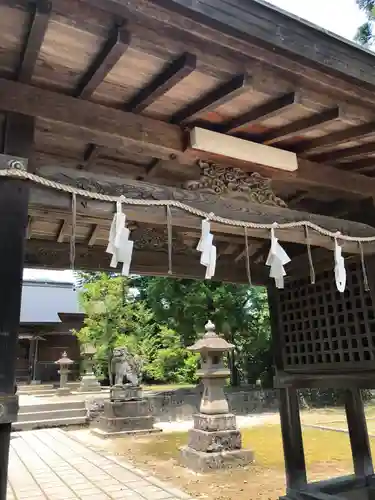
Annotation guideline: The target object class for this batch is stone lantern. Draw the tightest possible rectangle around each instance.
[78,344,101,393]
[55,351,74,396]
[180,320,253,471]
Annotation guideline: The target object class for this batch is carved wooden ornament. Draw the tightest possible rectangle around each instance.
[184,160,287,208]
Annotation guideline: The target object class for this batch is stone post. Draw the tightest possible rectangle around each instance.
[55,352,73,396]
[180,320,254,471]
[78,344,101,393]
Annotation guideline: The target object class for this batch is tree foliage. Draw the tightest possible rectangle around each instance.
[355,0,375,46]
[75,273,272,387]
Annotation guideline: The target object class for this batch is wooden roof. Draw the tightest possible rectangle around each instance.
[3,0,375,282]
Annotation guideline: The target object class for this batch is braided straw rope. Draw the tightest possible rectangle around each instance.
[2,167,375,243]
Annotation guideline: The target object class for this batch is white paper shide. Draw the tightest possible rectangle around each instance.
[197,219,216,279]
[106,201,134,276]
[266,227,291,289]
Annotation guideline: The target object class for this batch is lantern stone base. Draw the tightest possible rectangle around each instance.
[180,413,254,471]
[78,374,101,393]
[92,398,159,437]
[56,387,72,396]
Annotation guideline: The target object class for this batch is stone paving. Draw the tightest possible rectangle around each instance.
[7,428,193,500]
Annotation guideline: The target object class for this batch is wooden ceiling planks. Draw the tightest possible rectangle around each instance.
[3,0,375,244]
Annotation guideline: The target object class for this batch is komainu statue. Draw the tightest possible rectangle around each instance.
[111,347,143,386]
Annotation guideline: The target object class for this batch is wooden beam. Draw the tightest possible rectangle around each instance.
[0,78,184,159]
[170,73,248,124]
[296,121,375,154]
[124,52,196,113]
[56,219,69,243]
[3,78,375,197]
[309,141,375,164]
[220,92,297,133]
[30,166,375,254]
[88,224,100,246]
[261,108,340,146]
[24,240,266,284]
[17,0,51,83]
[74,25,130,99]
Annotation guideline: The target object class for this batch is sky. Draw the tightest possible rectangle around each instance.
[25,0,367,284]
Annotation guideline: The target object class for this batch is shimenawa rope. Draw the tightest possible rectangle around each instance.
[1,167,375,243]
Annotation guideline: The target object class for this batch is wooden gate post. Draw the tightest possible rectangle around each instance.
[0,113,34,499]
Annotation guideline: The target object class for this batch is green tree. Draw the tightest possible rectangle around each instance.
[75,273,153,384]
[134,277,271,386]
[355,0,375,46]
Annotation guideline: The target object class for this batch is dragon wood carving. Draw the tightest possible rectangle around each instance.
[184,160,287,208]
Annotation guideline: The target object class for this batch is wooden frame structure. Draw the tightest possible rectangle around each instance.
[2,0,375,498]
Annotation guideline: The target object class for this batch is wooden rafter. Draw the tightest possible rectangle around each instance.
[18,0,51,83]
[124,52,196,113]
[309,141,375,164]
[170,73,248,125]
[261,108,340,146]
[74,24,130,99]
[5,77,375,197]
[220,92,297,134]
[297,121,375,154]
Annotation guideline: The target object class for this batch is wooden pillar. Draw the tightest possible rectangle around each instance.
[0,113,34,499]
[279,388,307,490]
[345,388,373,477]
[267,286,307,490]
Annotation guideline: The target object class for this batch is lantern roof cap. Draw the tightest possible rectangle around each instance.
[55,351,74,365]
[188,320,234,352]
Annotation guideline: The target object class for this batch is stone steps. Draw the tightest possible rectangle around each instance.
[12,415,87,431]
[14,400,87,431]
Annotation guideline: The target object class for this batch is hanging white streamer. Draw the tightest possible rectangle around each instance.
[106,202,134,276]
[266,227,291,289]
[197,218,217,279]
[334,237,346,293]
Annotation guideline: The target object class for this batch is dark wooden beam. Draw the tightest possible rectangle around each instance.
[74,25,130,99]
[220,92,297,133]
[309,141,375,164]
[170,73,248,124]
[261,107,340,146]
[336,157,375,173]
[17,0,51,83]
[124,52,196,113]
[24,240,266,284]
[0,78,184,159]
[4,78,375,197]
[296,121,375,154]
[31,166,375,253]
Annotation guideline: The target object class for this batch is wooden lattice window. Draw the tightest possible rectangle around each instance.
[276,260,375,373]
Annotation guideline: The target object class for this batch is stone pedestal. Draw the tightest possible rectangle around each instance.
[78,344,101,393]
[92,385,160,438]
[181,413,253,471]
[78,373,101,393]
